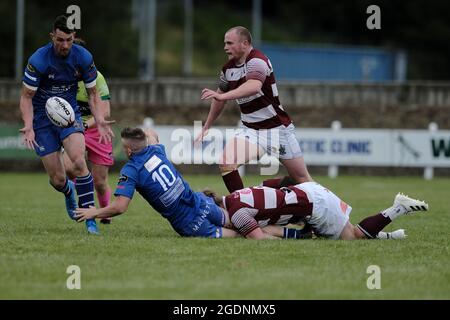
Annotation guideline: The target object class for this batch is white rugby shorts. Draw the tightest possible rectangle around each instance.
[234,123,303,159]
[296,182,352,239]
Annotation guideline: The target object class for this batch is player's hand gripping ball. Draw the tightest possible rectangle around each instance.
[45,96,75,127]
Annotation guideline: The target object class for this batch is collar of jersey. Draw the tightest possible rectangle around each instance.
[131,145,150,159]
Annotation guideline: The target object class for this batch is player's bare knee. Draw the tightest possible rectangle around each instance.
[50,174,66,189]
[353,226,366,239]
[94,180,108,194]
[219,163,239,173]
[288,170,313,184]
[71,157,88,176]
[219,155,239,173]
[339,223,358,240]
[65,164,76,180]
[298,175,313,183]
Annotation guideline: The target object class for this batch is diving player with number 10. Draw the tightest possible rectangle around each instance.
[74,127,239,238]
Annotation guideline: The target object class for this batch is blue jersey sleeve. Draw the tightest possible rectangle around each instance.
[114,165,138,199]
[22,55,43,91]
[78,46,98,89]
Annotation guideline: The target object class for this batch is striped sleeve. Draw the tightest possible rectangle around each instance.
[22,59,41,91]
[230,207,260,237]
[218,70,229,92]
[79,48,98,88]
[246,58,269,83]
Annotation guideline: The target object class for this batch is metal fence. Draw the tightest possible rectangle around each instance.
[2,78,450,108]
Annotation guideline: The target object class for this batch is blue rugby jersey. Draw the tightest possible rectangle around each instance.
[22,43,97,129]
[114,144,202,231]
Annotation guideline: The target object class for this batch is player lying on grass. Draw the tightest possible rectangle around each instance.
[74,127,239,238]
[203,182,429,240]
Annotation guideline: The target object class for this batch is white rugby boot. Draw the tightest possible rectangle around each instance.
[394,193,429,214]
[381,193,428,221]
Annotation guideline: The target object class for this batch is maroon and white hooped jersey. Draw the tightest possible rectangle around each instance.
[219,49,292,130]
[223,185,313,236]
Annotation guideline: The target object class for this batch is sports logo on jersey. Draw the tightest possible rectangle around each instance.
[240,188,252,195]
[88,62,96,72]
[26,63,35,73]
[48,74,55,79]
[87,62,97,79]
[118,175,128,183]
[279,145,286,156]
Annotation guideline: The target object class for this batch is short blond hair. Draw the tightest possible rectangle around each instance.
[227,26,252,44]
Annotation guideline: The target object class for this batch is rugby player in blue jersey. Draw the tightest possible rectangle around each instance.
[74,127,239,238]
[19,15,114,234]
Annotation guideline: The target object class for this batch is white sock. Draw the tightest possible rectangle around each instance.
[381,205,407,221]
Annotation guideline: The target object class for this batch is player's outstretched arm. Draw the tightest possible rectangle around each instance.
[19,86,39,150]
[87,86,115,143]
[74,196,131,221]
[231,208,279,240]
[84,99,111,130]
[201,79,262,102]
[194,89,226,146]
[261,225,284,238]
[246,227,279,240]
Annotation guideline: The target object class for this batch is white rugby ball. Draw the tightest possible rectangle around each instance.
[45,96,75,127]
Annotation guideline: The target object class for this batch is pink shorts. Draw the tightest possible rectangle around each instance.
[84,127,114,166]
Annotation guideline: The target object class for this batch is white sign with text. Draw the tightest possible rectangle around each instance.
[151,125,450,168]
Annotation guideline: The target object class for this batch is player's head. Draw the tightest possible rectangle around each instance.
[51,14,76,58]
[224,26,253,61]
[121,127,148,159]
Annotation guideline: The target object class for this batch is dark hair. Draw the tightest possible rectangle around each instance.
[202,189,223,206]
[74,38,87,48]
[229,26,252,44]
[53,14,75,34]
[121,127,147,141]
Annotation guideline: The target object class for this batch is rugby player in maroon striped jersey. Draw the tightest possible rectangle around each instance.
[197,26,312,193]
[203,182,428,240]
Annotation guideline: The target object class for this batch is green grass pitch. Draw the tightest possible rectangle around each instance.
[0,173,449,299]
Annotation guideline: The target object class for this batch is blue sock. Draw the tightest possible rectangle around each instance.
[75,173,95,209]
[283,227,312,239]
[283,228,297,239]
